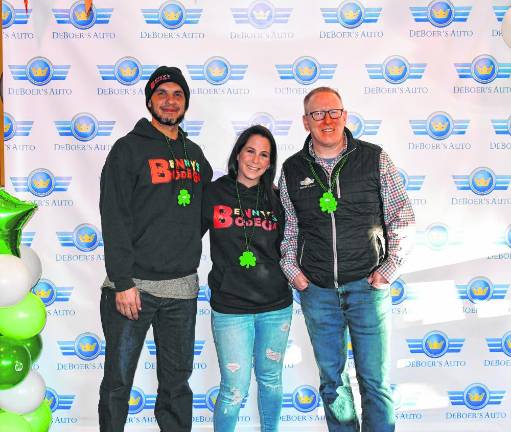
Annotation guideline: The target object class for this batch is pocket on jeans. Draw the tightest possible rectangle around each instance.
[368,281,389,291]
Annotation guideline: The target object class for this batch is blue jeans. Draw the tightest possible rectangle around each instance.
[211,306,292,432]
[99,289,197,432]
[299,279,394,432]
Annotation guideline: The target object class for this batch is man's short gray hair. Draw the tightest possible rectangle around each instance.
[303,87,342,113]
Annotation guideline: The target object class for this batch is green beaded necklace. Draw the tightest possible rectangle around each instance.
[307,155,348,214]
[164,132,192,207]
[235,181,260,269]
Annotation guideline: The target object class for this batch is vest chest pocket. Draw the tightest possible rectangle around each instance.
[290,184,320,216]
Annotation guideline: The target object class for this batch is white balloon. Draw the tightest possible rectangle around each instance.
[0,370,46,414]
[19,245,42,288]
[503,7,511,48]
[0,255,32,307]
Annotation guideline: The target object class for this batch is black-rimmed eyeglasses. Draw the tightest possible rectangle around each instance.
[306,109,344,121]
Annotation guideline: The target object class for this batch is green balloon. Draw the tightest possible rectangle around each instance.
[0,411,32,432]
[0,189,37,257]
[0,294,47,340]
[0,336,31,389]
[20,335,43,363]
[22,400,52,432]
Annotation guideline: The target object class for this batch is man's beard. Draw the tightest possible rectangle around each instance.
[149,104,185,127]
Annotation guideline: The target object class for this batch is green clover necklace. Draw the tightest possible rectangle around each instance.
[308,156,348,214]
[165,132,192,207]
[235,181,260,269]
[177,189,191,206]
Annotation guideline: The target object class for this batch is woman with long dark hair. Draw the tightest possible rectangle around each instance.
[202,125,292,432]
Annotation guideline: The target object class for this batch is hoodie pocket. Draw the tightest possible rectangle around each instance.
[218,261,288,306]
[134,217,200,274]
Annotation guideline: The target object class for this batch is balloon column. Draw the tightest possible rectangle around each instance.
[0,190,51,431]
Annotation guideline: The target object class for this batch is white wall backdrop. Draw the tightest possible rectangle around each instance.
[3,0,511,430]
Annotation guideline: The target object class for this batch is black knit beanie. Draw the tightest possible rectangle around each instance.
[145,66,190,110]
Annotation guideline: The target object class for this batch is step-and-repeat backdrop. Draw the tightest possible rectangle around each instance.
[3,0,511,430]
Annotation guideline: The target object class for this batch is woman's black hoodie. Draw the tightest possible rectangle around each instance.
[202,175,292,314]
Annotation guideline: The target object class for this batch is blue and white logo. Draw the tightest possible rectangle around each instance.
[52,1,112,30]
[55,113,115,141]
[398,168,425,192]
[423,223,450,250]
[187,56,248,85]
[32,279,73,307]
[417,223,462,250]
[232,112,292,136]
[198,285,211,302]
[57,223,103,252]
[391,278,414,305]
[407,330,464,358]
[180,120,204,138]
[282,385,321,412]
[3,113,33,141]
[205,387,220,412]
[142,1,202,29]
[146,340,205,356]
[410,1,471,27]
[321,1,382,28]
[410,111,469,140]
[193,386,248,411]
[496,225,511,248]
[491,116,511,135]
[98,57,157,86]
[292,289,301,305]
[486,331,511,357]
[346,113,381,139]
[448,383,505,410]
[457,277,509,303]
[128,387,156,415]
[58,332,105,361]
[455,54,511,84]
[366,55,426,84]
[506,225,511,248]
[231,1,292,29]
[45,387,75,412]
[276,56,336,85]
[452,167,511,195]
[9,57,70,86]
[2,1,31,28]
[10,168,71,197]
[391,384,420,411]
[493,5,510,23]
[347,333,353,360]
[21,232,35,247]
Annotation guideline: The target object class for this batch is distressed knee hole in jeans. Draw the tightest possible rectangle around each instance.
[265,348,281,361]
[224,386,244,406]
[280,322,290,332]
[226,363,240,373]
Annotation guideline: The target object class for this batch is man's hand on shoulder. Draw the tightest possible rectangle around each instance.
[367,271,389,290]
[293,272,310,291]
[115,287,142,320]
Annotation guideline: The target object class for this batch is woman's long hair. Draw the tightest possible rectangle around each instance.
[227,125,281,218]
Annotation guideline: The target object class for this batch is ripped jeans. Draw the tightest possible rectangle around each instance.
[299,280,394,432]
[211,306,292,432]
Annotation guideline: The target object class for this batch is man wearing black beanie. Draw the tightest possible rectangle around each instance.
[98,65,212,432]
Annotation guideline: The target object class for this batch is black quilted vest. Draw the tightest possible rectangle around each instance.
[282,128,386,288]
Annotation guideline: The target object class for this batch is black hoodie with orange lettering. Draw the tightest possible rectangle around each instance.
[202,175,292,314]
[100,118,212,291]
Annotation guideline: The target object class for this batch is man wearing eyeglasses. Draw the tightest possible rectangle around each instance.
[279,87,415,432]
